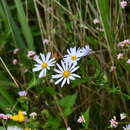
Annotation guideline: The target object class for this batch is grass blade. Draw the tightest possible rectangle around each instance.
[14,0,35,50]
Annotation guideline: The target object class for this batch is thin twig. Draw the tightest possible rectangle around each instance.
[0,57,19,87]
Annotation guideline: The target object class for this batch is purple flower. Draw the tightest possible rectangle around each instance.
[18,91,27,97]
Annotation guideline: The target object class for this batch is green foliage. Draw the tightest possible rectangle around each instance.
[58,93,77,116]
[14,0,35,50]
[82,108,90,129]
[0,0,130,129]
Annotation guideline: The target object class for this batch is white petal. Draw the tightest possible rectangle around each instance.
[40,53,45,62]
[38,69,46,78]
[61,78,67,87]
[34,64,41,67]
[71,66,79,73]
[32,67,41,72]
[46,52,51,62]
[69,76,75,80]
[61,61,66,70]
[57,63,63,72]
[52,74,62,79]
[71,73,80,78]
[55,77,64,85]
[67,78,70,84]
[34,56,42,64]
[49,58,56,63]
[54,69,62,74]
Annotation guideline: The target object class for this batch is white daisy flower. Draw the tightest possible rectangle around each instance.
[32,52,56,78]
[123,124,130,130]
[52,61,80,87]
[7,126,22,130]
[63,47,83,65]
[80,45,92,57]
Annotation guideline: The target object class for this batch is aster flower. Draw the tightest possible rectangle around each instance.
[117,53,123,60]
[123,124,130,130]
[43,39,49,44]
[64,47,83,65]
[120,1,127,8]
[80,45,92,57]
[109,116,118,128]
[7,126,22,130]
[127,59,130,64]
[67,127,71,130]
[52,61,80,87]
[0,114,11,119]
[77,115,85,123]
[96,27,104,32]
[12,59,18,65]
[27,50,36,58]
[18,91,27,97]
[117,39,130,47]
[93,18,100,24]
[32,52,56,78]
[29,112,37,119]
[13,48,19,54]
[120,113,127,120]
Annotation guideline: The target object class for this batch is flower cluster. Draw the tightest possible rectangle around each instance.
[32,45,92,87]
[77,115,85,123]
[117,39,130,65]
[0,110,27,122]
[109,116,118,128]
[10,111,26,122]
[117,39,130,47]
[120,1,127,8]
[109,113,127,128]
[0,113,11,119]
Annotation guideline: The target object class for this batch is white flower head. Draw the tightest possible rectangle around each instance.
[33,52,56,78]
[64,47,83,65]
[109,116,118,128]
[27,50,36,58]
[120,113,127,120]
[13,48,19,54]
[80,45,92,57]
[120,1,127,8]
[29,112,37,119]
[7,126,22,130]
[123,124,130,130]
[93,18,100,24]
[52,61,80,87]
[117,53,123,60]
[127,59,130,64]
[77,115,85,123]
[67,127,71,130]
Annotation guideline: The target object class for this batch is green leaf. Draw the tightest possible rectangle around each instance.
[58,93,77,108]
[95,0,113,45]
[64,107,73,116]
[82,108,90,129]
[1,0,26,50]
[14,0,35,50]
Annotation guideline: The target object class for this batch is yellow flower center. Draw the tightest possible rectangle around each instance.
[41,62,48,68]
[71,56,77,61]
[63,71,70,78]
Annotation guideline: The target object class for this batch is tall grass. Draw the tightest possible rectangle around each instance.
[0,0,130,129]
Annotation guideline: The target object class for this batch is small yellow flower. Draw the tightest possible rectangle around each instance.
[18,111,25,122]
[11,110,25,122]
[25,128,31,130]
[10,115,19,121]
